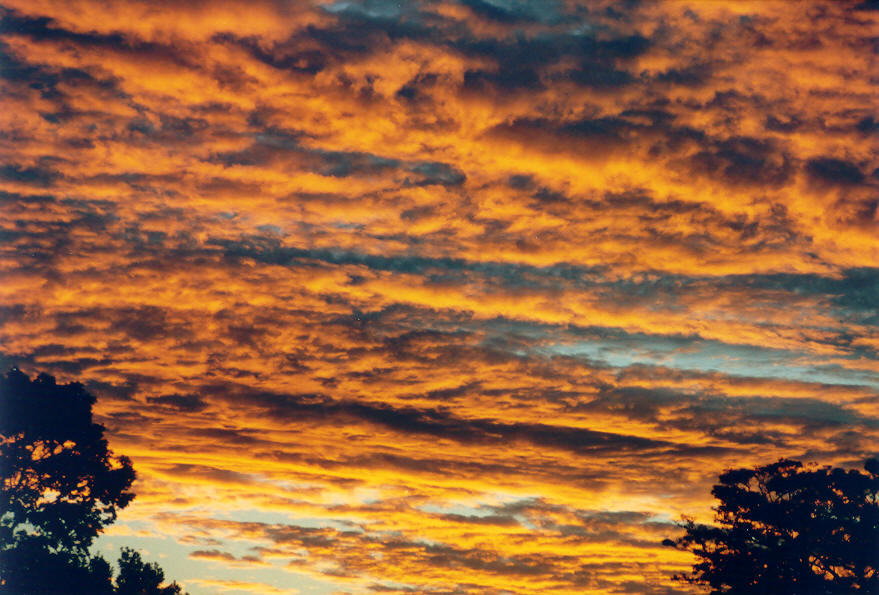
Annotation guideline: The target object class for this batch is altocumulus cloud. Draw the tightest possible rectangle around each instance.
[0,1,877,594]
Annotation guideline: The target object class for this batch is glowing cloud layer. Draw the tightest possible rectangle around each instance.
[1,1,877,593]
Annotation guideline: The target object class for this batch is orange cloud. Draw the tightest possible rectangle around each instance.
[1,1,877,593]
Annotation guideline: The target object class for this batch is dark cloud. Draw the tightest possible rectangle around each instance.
[163,463,255,484]
[575,383,878,442]
[406,161,466,187]
[856,116,878,134]
[189,549,237,561]
[805,157,866,186]
[0,8,186,66]
[459,0,566,25]
[688,136,791,187]
[456,30,649,93]
[0,164,59,187]
[211,234,606,287]
[84,378,139,402]
[654,63,714,87]
[146,393,208,412]
[215,32,329,76]
[487,116,633,157]
[434,512,519,526]
[212,131,464,185]
[719,268,879,325]
[563,64,634,88]
[211,384,730,458]
[765,114,803,133]
[202,423,264,439]
[189,549,264,564]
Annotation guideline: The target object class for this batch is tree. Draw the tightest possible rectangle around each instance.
[1,367,136,552]
[1,367,135,593]
[0,368,187,594]
[663,458,879,594]
[116,548,185,595]
[0,536,115,595]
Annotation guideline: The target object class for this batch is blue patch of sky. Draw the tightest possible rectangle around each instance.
[542,337,879,389]
[216,234,879,326]
[92,522,339,595]
[323,0,407,20]
[419,502,501,518]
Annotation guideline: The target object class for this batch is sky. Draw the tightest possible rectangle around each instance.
[0,0,877,593]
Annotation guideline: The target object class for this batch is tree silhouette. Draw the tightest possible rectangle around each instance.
[0,368,136,553]
[116,548,185,595]
[0,368,186,594]
[0,537,115,594]
[663,458,879,594]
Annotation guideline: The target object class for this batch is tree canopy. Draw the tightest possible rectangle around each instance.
[1,367,136,556]
[116,548,185,595]
[1,368,186,594]
[663,458,879,594]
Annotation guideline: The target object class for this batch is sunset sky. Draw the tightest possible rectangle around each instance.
[1,0,878,593]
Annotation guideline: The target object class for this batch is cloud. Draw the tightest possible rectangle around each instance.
[806,157,867,186]
[147,395,207,413]
[188,548,267,566]
[209,384,735,458]
[0,0,876,593]
[187,579,298,595]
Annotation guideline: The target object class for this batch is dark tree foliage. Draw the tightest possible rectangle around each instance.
[1,368,136,553]
[663,458,879,594]
[0,368,187,594]
[0,535,115,594]
[116,548,185,595]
